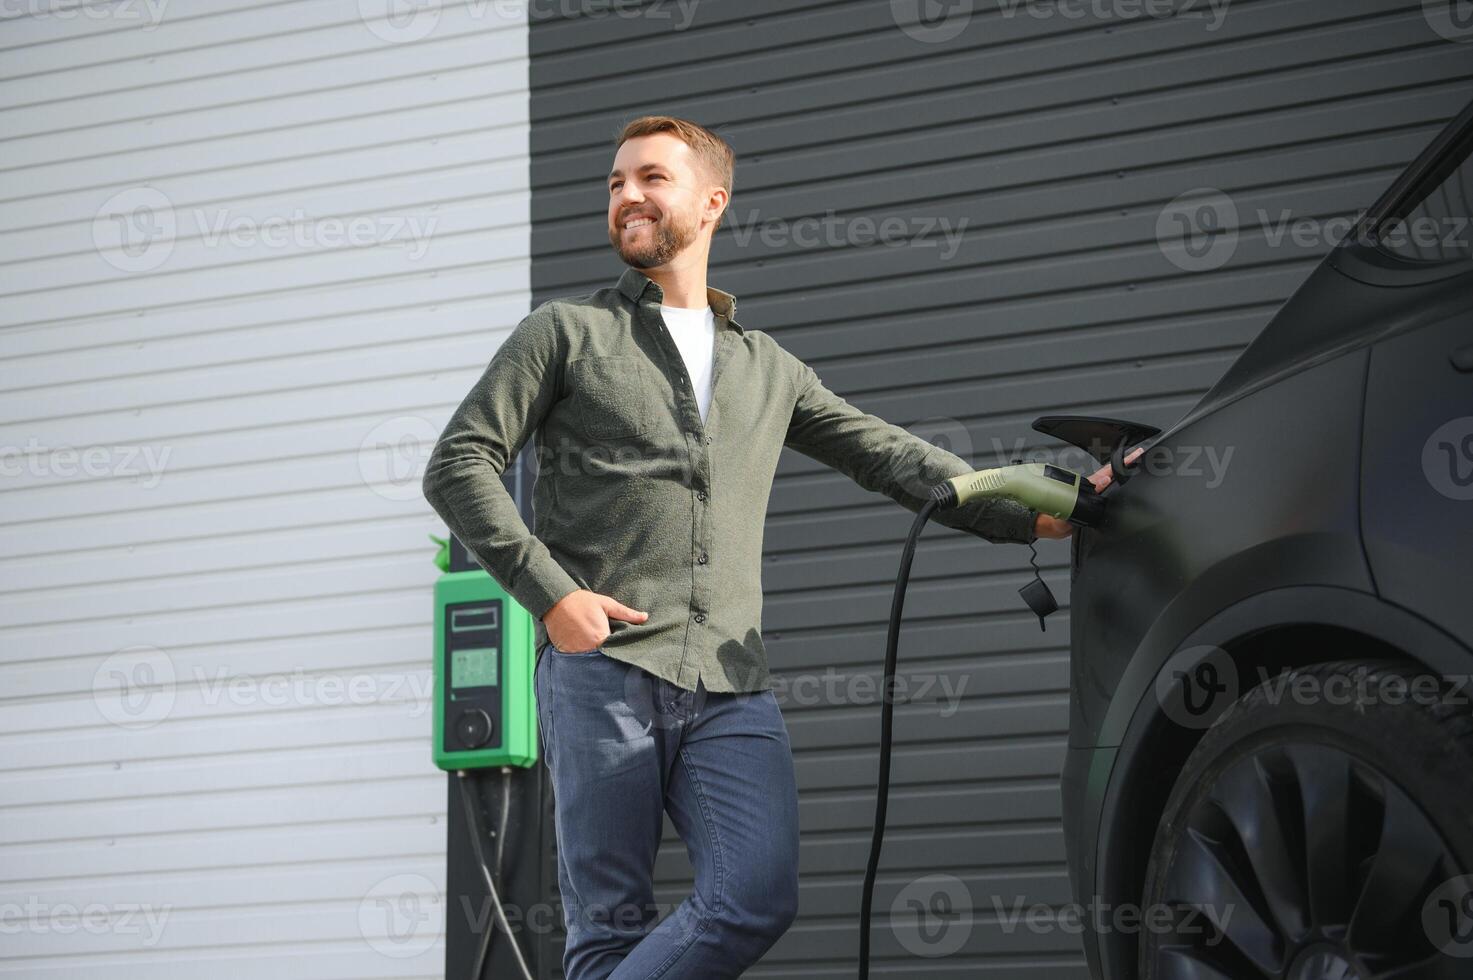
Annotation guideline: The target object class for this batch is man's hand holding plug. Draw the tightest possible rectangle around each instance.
[1033,446,1146,540]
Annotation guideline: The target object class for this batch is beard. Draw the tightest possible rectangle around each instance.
[609,206,698,269]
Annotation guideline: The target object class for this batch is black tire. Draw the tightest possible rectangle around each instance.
[1139,659,1473,979]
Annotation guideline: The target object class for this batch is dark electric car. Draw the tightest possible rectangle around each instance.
[1051,96,1473,980]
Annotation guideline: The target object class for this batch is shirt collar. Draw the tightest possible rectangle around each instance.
[617,267,743,333]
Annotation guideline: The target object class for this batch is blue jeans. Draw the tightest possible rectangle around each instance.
[534,641,800,979]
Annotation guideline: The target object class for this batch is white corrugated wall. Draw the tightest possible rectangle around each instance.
[0,2,530,976]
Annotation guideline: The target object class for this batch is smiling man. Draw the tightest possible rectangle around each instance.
[422,115,1113,979]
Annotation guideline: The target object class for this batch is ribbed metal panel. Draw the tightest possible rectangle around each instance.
[529,1,1473,976]
[0,4,532,977]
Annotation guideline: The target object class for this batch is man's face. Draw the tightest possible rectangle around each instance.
[607,133,720,269]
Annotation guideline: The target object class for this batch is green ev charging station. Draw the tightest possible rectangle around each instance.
[430,516,549,980]
[430,448,556,978]
[430,534,539,770]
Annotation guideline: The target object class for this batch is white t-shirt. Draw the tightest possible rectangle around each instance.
[659,303,716,425]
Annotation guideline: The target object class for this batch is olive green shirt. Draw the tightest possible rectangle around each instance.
[421,267,1039,692]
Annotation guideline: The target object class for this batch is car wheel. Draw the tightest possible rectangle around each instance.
[1139,659,1473,979]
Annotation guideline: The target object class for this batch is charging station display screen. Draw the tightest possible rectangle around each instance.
[451,647,499,689]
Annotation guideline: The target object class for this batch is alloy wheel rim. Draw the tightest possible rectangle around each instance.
[1153,740,1463,979]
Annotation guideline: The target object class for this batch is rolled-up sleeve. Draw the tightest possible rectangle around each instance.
[782,353,1037,546]
[421,305,582,618]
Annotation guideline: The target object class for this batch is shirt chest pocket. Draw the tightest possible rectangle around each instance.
[570,355,649,441]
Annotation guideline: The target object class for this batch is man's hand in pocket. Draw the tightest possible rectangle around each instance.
[542,589,648,653]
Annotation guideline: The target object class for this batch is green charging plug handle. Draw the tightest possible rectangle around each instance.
[931,462,1104,527]
[429,533,450,573]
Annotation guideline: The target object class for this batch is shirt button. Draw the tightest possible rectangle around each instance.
[698,554,708,564]
[697,490,708,501]
[694,613,706,623]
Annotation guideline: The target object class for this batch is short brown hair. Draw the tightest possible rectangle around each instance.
[615,115,734,219]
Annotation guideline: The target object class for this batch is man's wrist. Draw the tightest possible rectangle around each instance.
[514,559,582,621]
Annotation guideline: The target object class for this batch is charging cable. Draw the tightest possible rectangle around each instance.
[458,767,534,980]
[859,462,1107,977]
[858,496,938,979]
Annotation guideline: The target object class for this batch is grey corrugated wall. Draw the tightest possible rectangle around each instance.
[527,1,1473,975]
